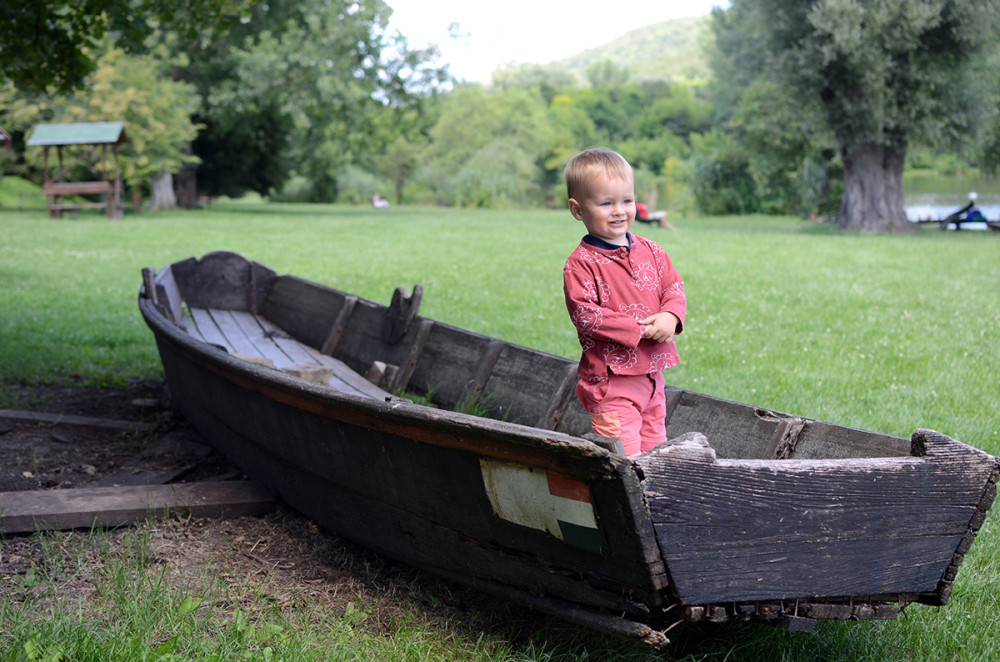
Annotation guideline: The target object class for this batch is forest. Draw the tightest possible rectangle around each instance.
[1,0,999,231]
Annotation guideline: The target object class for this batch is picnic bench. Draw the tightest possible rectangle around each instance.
[27,122,127,219]
[42,180,118,216]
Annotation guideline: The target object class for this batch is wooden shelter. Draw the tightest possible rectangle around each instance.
[27,121,126,219]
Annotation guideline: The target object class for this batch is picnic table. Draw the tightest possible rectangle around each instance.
[27,122,126,219]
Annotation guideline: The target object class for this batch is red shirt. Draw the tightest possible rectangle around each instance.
[563,234,686,382]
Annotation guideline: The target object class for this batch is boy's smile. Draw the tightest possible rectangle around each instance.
[568,174,636,246]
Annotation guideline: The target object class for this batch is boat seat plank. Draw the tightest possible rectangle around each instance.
[179,313,207,343]
[249,314,327,366]
[189,308,233,350]
[206,309,275,360]
[187,307,389,400]
[294,348,391,400]
[216,309,296,367]
[247,313,390,399]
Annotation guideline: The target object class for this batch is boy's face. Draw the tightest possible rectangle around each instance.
[568,173,635,245]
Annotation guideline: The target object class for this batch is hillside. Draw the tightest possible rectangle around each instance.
[555,15,713,83]
[0,175,44,209]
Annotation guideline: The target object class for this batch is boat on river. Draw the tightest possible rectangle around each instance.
[139,251,998,647]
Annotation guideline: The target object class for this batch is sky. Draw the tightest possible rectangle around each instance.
[385,1,727,83]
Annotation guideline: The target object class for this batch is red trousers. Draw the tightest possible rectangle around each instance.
[576,372,666,457]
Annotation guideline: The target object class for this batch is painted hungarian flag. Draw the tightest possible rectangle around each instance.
[480,458,602,553]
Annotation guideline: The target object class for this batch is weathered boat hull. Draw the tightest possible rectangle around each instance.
[139,251,997,645]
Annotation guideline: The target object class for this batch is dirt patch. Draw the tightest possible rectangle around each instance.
[0,380,234,492]
[0,381,574,648]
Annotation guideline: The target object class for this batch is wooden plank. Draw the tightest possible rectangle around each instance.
[665,391,780,459]
[0,409,155,431]
[636,433,997,604]
[472,340,505,393]
[0,481,276,534]
[320,295,357,355]
[762,417,808,459]
[260,276,352,351]
[296,352,391,400]
[206,309,267,358]
[332,299,416,374]
[250,314,322,366]
[482,345,578,427]
[171,252,263,312]
[539,362,581,430]
[44,181,112,195]
[181,311,208,343]
[187,308,389,400]
[48,203,108,210]
[788,420,910,459]
[156,265,186,324]
[189,308,231,350]
[407,324,496,409]
[391,319,434,393]
[555,397,596,439]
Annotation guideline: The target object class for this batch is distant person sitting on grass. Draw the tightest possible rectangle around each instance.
[372,193,390,208]
[635,201,676,230]
[562,147,687,458]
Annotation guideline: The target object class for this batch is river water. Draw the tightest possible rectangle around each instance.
[903,187,999,230]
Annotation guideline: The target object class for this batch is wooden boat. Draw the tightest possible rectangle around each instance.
[139,251,998,647]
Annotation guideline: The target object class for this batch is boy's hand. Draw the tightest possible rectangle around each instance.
[640,312,680,343]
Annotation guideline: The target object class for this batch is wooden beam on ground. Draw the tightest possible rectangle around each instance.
[0,409,156,432]
[0,481,276,534]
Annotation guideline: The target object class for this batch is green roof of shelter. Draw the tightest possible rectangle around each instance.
[27,122,126,146]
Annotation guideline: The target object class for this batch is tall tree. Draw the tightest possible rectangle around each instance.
[423,85,554,207]
[712,0,1000,231]
[0,0,250,94]
[180,0,447,199]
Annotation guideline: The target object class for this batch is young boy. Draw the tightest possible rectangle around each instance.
[563,147,686,457]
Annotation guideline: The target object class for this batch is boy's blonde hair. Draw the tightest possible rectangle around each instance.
[564,147,633,199]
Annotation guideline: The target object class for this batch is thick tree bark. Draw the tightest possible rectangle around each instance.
[149,172,177,211]
[837,143,911,232]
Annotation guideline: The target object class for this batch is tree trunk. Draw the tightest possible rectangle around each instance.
[837,143,911,232]
[149,172,176,211]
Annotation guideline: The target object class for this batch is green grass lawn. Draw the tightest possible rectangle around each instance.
[2,200,999,660]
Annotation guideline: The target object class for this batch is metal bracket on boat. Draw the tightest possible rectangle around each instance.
[383,284,423,344]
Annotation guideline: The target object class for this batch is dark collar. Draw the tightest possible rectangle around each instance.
[583,232,632,251]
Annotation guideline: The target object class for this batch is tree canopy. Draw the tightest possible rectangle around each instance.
[181,0,448,199]
[711,0,1000,231]
[3,2,998,222]
[0,0,251,94]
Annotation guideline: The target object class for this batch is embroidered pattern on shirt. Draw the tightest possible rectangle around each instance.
[665,280,686,300]
[572,304,603,336]
[632,261,659,291]
[578,248,613,265]
[649,351,679,372]
[603,344,638,370]
[582,277,611,304]
[619,302,653,321]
